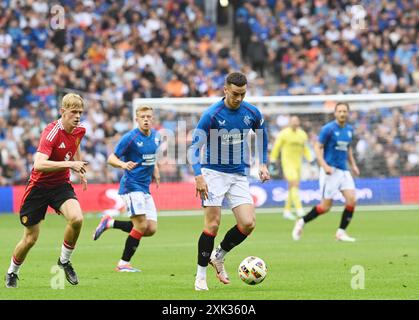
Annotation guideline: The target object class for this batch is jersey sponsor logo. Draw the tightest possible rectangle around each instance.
[221,132,243,145]
[335,141,349,151]
[243,115,252,126]
[218,119,226,126]
[59,142,66,149]
[142,154,156,166]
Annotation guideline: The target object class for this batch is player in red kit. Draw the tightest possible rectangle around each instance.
[5,93,88,288]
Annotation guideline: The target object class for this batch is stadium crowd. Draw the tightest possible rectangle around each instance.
[0,0,418,185]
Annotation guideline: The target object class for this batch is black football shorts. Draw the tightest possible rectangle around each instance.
[19,183,78,227]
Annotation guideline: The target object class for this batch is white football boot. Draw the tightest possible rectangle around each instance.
[292,218,305,241]
[336,229,356,242]
[194,277,209,291]
[209,250,230,284]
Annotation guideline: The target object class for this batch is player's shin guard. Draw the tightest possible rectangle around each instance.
[197,230,216,267]
[121,229,143,262]
[339,205,355,230]
[114,220,133,233]
[219,225,248,253]
[303,205,325,223]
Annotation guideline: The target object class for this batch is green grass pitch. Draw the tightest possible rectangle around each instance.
[0,208,418,300]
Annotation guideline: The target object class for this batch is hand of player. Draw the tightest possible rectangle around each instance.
[323,164,334,175]
[259,164,271,183]
[71,161,89,174]
[195,175,209,200]
[352,165,360,176]
[153,172,160,188]
[79,172,88,191]
[122,161,138,171]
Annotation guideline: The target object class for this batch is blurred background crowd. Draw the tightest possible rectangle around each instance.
[0,0,418,185]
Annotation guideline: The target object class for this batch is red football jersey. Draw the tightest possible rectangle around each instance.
[30,119,86,187]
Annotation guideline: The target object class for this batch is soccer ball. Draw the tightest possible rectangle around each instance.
[238,256,267,285]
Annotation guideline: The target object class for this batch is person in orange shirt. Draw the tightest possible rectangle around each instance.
[165,74,189,97]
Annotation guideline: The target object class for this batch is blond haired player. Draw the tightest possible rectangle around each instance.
[270,116,313,220]
[5,93,88,288]
[93,106,161,272]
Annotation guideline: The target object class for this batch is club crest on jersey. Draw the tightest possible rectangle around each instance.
[243,115,251,126]
[218,119,226,126]
[155,137,160,146]
[348,131,352,138]
[64,152,72,161]
[137,141,144,147]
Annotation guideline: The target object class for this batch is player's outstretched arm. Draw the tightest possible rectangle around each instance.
[107,153,137,171]
[348,146,360,176]
[153,165,160,188]
[33,152,88,173]
[194,175,209,200]
[74,145,88,191]
[314,142,333,174]
[269,133,283,163]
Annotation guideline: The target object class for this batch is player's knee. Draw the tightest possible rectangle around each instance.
[240,219,256,234]
[132,225,147,235]
[69,215,83,229]
[145,224,157,236]
[346,198,356,207]
[23,234,38,248]
[206,223,219,235]
[323,205,332,213]
[317,204,331,214]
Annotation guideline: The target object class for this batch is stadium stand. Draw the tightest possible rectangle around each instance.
[0,0,417,185]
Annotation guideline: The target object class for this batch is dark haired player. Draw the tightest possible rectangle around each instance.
[189,72,270,290]
[292,102,360,242]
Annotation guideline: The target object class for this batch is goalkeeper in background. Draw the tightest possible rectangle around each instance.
[270,116,313,220]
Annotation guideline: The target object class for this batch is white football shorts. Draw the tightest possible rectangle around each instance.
[319,167,355,200]
[201,168,254,209]
[120,191,157,221]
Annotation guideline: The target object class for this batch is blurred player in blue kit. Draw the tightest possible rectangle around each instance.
[292,102,360,242]
[93,105,161,272]
[189,72,270,290]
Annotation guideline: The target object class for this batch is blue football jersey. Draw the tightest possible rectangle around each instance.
[189,98,268,176]
[114,128,160,194]
[318,120,354,170]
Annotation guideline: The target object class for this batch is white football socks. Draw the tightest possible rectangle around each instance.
[196,265,207,279]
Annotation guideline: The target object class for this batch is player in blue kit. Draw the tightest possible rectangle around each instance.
[189,72,270,291]
[93,105,161,272]
[292,102,360,242]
